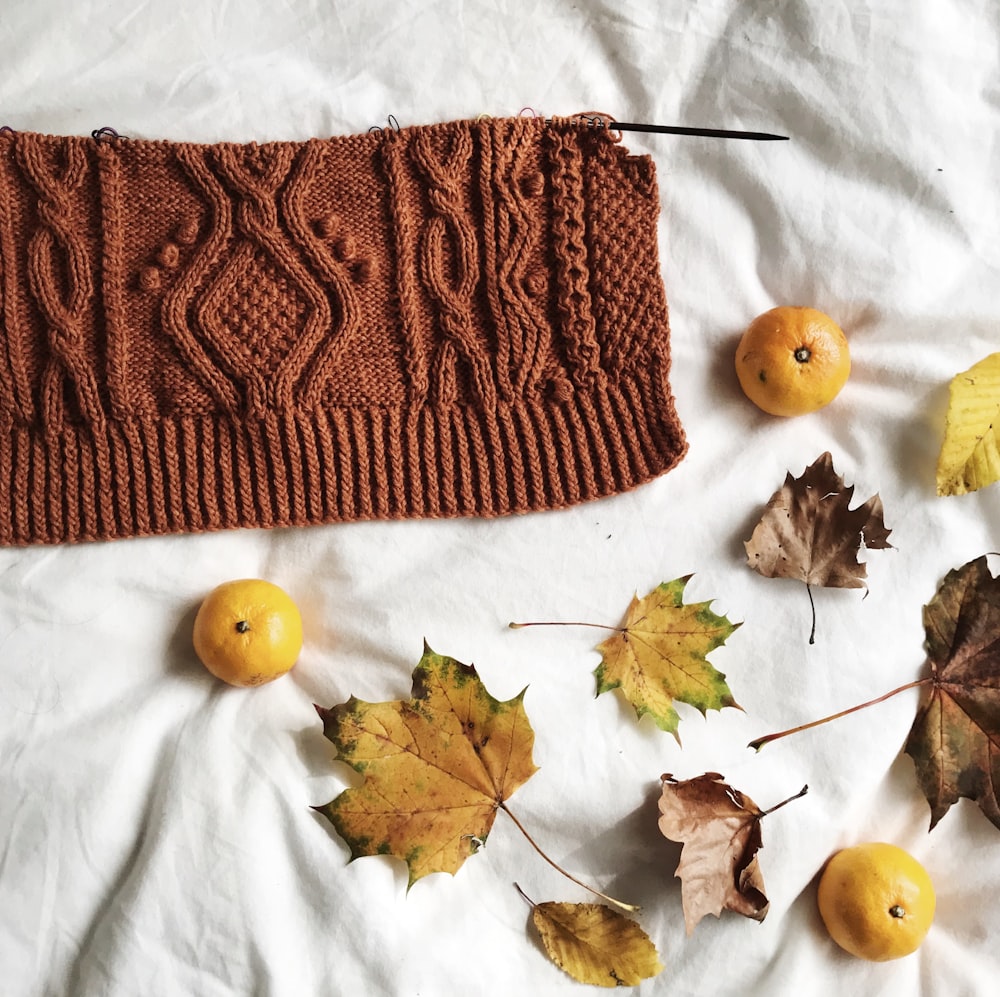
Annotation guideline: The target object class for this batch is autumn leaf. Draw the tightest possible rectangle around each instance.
[905,555,1000,830]
[314,642,538,886]
[519,887,664,988]
[657,773,807,934]
[936,352,1000,495]
[744,451,892,642]
[750,554,1000,836]
[510,577,741,740]
[592,577,742,740]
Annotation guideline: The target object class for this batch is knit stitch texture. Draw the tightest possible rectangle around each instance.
[0,116,686,544]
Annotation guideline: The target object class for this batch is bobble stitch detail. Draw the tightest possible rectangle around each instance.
[350,258,373,283]
[139,266,161,291]
[333,234,356,261]
[176,217,200,244]
[315,213,339,239]
[522,271,546,297]
[158,242,180,268]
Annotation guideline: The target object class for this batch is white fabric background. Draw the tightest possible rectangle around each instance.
[1,2,998,994]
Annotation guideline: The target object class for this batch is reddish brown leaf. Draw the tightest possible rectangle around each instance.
[657,773,806,934]
[905,556,1000,830]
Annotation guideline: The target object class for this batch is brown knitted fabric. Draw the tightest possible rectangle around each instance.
[0,116,686,545]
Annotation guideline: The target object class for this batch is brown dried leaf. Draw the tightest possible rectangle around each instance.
[658,773,806,933]
[745,452,892,640]
[905,556,1000,830]
[745,451,891,587]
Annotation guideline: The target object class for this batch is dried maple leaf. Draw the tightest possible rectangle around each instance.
[744,451,892,642]
[315,642,538,886]
[593,577,741,741]
[522,890,664,988]
[936,352,1000,495]
[905,556,1000,830]
[657,772,807,934]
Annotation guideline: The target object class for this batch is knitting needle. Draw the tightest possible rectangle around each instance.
[609,121,788,141]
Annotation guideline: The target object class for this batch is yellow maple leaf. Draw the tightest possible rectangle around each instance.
[315,642,538,887]
[937,352,1000,495]
[594,577,741,740]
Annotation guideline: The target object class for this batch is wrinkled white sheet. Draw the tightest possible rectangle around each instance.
[2,2,999,994]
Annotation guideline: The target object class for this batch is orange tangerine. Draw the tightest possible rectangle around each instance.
[192,578,303,687]
[735,306,850,416]
[817,842,935,962]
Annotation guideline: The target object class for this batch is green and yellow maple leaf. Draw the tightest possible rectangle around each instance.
[594,576,742,739]
[315,642,538,886]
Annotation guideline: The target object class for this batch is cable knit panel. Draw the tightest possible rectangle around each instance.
[0,117,686,544]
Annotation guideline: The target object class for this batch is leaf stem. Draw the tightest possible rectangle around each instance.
[748,678,932,751]
[508,620,620,632]
[806,583,816,645]
[761,784,809,816]
[513,882,536,908]
[499,803,640,912]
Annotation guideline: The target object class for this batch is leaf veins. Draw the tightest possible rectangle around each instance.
[594,577,742,741]
[521,889,664,988]
[657,773,807,934]
[905,555,1000,830]
[936,352,1000,495]
[315,641,538,886]
[745,451,892,642]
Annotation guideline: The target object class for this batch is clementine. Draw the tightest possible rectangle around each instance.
[735,306,850,416]
[817,842,935,961]
[192,578,303,687]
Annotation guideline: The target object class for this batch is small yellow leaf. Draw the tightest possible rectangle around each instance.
[937,353,1000,496]
[532,901,664,988]
[594,577,741,740]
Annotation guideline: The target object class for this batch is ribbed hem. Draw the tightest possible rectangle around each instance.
[0,367,686,545]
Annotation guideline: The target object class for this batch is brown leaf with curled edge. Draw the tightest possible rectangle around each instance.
[905,556,1000,831]
[657,773,807,934]
[744,452,892,642]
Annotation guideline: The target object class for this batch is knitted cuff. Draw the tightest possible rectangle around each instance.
[0,116,686,544]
